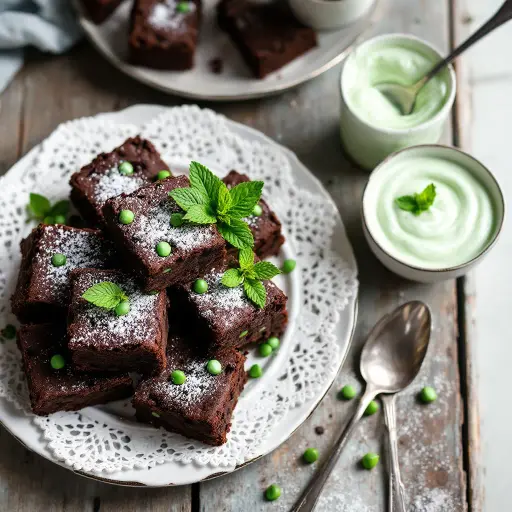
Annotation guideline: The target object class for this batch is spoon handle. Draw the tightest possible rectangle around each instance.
[291,388,376,512]
[382,394,408,512]
[423,0,512,85]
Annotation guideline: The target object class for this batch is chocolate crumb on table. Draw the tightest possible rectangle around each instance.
[315,426,325,435]
[81,0,126,24]
[209,58,223,74]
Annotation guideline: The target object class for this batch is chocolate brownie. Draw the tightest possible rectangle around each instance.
[223,171,284,260]
[217,0,317,79]
[129,0,201,71]
[170,261,288,349]
[68,269,168,375]
[17,323,133,416]
[70,136,169,227]
[133,333,247,445]
[102,175,226,292]
[11,225,113,324]
[81,0,125,24]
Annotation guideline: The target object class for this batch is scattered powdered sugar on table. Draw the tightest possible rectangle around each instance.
[93,167,146,204]
[148,0,196,31]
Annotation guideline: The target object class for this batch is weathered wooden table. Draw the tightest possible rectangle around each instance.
[0,0,480,510]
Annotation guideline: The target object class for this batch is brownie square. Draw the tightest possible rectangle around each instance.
[81,0,125,24]
[133,334,247,445]
[170,262,288,349]
[102,175,226,291]
[217,0,317,79]
[129,0,201,71]
[223,171,285,260]
[11,225,113,324]
[68,269,168,375]
[70,136,169,227]
[17,323,133,416]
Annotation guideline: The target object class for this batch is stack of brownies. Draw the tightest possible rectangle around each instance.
[12,136,288,446]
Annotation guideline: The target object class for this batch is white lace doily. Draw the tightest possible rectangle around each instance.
[0,106,358,475]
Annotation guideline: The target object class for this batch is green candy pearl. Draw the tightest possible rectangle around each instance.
[51,253,66,267]
[362,452,380,470]
[43,216,54,225]
[50,354,66,370]
[239,330,248,338]
[156,241,172,257]
[420,386,437,403]
[249,364,262,378]
[193,279,208,294]
[267,336,279,350]
[171,370,186,385]
[115,300,130,316]
[206,359,222,375]
[157,170,171,180]
[252,204,263,217]
[364,400,379,416]
[1,324,16,339]
[339,384,356,400]
[265,484,281,501]
[282,259,297,274]
[259,343,272,357]
[54,215,66,225]
[152,411,160,418]
[303,448,319,464]
[176,1,190,13]
[118,161,134,176]
[119,209,135,225]
[170,213,184,227]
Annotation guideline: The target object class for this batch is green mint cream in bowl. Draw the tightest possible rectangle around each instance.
[362,145,504,283]
[340,34,456,170]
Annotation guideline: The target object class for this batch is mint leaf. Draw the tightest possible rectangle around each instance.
[221,268,244,288]
[183,204,217,224]
[29,193,51,217]
[217,218,254,249]
[49,200,70,217]
[395,196,417,212]
[170,187,208,210]
[243,278,266,308]
[239,247,254,270]
[189,161,223,206]
[228,181,264,218]
[82,282,128,310]
[415,183,436,211]
[253,261,281,280]
[217,183,233,216]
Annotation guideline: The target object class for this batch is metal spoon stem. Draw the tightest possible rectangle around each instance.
[291,387,377,512]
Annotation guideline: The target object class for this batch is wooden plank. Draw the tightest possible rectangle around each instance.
[200,0,468,510]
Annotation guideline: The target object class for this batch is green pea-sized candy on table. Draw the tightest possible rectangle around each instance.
[171,370,186,385]
[364,400,379,416]
[267,336,280,350]
[265,484,282,501]
[361,452,380,470]
[282,259,296,274]
[420,386,437,403]
[339,384,356,400]
[249,364,262,378]
[118,161,134,176]
[193,279,208,294]
[259,343,272,357]
[303,447,319,463]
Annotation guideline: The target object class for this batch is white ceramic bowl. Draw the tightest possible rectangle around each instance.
[362,145,505,283]
[340,34,456,170]
[289,0,375,30]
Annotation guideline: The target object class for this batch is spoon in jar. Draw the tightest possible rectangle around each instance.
[376,0,512,115]
[291,301,431,512]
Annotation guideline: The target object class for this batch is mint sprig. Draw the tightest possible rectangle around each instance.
[395,183,436,216]
[221,248,281,308]
[170,162,263,249]
[27,193,70,223]
[82,282,128,310]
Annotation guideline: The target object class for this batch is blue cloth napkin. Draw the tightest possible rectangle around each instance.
[0,0,82,93]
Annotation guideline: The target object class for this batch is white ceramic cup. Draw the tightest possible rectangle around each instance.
[340,34,456,171]
[288,0,375,30]
[361,145,505,283]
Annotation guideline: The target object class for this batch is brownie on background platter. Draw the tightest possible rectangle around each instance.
[81,0,126,24]
[17,323,133,416]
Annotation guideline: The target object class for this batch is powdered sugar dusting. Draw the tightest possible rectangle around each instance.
[94,167,146,204]
[149,0,196,31]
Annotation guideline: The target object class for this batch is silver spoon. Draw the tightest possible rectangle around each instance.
[376,0,512,115]
[291,301,431,512]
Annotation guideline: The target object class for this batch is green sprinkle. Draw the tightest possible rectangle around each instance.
[51,253,66,267]
[119,209,135,225]
[115,300,130,316]
[265,484,281,502]
[420,386,437,403]
[193,279,208,294]
[206,359,222,375]
[361,452,380,470]
[364,400,379,416]
[176,1,190,13]
[171,370,186,385]
[282,259,297,274]
[259,343,272,357]
[249,364,262,378]
[163,268,172,274]
[118,161,134,176]
[152,411,160,418]
[54,214,66,225]
[170,213,184,227]
[252,204,263,217]
[267,336,279,350]
[50,354,66,370]
[156,241,172,257]
[157,170,171,180]
[239,330,249,338]
[43,216,54,225]
[339,384,356,400]
[1,324,16,339]
[303,448,319,464]
[147,290,159,295]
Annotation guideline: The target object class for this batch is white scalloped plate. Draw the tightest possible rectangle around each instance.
[74,0,378,101]
[0,105,357,486]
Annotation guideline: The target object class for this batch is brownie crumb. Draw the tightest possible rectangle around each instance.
[315,426,325,435]
[209,58,223,74]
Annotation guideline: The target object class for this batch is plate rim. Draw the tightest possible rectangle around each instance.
[0,104,358,486]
